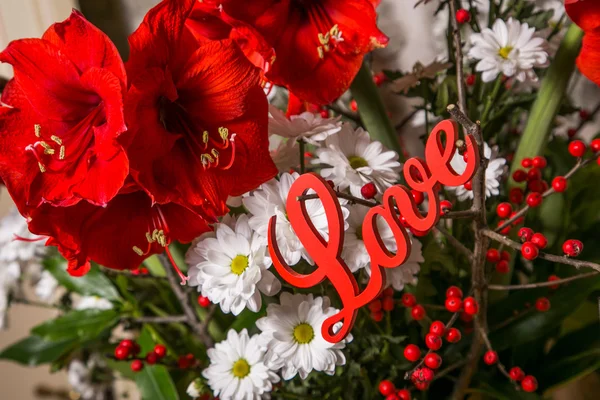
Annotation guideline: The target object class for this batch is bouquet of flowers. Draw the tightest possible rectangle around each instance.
[1,0,599,399]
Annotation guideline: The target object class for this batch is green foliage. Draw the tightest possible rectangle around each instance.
[0,335,74,367]
[45,258,121,301]
[135,328,180,400]
[32,309,120,343]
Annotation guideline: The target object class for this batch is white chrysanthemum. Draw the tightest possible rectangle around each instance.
[553,112,579,139]
[268,105,342,145]
[75,296,114,311]
[203,328,279,400]
[243,172,349,266]
[313,124,402,198]
[186,215,281,316]
[364,235,424,291]
[269,134,299,173]
[35,270,59,302]
[68,355,110,400]
[468,18,548,82]
[343,205,397,273]
[256,293,352,380]
[447,143,506,201]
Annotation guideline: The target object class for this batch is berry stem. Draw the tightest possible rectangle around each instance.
[488,271,598,291]
[434,226,473,260]
[474,324,520,390]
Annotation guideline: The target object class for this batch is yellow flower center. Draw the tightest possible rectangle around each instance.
[230,255,249,275]
[293,323,315,344]
[232,358,250,378]
[348,155,368,170]
[498,46,513,59]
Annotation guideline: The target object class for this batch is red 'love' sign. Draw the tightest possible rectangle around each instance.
[267,120,480,343]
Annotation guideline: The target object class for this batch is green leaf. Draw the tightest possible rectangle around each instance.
[135,327,180,400]
[0,335,74,366]
[45,259,121,301]
[32,309,119,342]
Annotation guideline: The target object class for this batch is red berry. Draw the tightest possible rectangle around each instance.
[509,211,524,226]
[440,199,453,214]
[535,297,551,312]
[497,220,511,235]
[456,8,471,24]
[501,250,510,261]
[429,321,446,337]
[385,395,400,400]
[463,180,472,191]
[401,293,416,307]
[153,345,167,358]
[119,339,135,349]
[521,241,539,260]
[459,312,474,322]
[379,380,395,396]
[382,297,395,311]
[579,109,590,120]
[146,351,158,365]
[521,375,538,392]
[495,260,510,274]
[512,169,527,182]
[373,72,386,86]
[197,295,211,308]
[114,346,130,360]
[568,140,586,157]
[446,286,463,299]
[463,297,479,315]
[411,367,434,390]
[531,233,548,249]
[563,239,583,257]
[368,299,382,313]
[445,296,462,313]
[552,176,567,192]
[350,99,358,112]
[372,310,384,322]
[548,275,560,290]
[361,182,377,199]
[465,74,476,86]
[383,287,394,297]
[404,344,421,362]
[425,333,442,350]
[320,109,329,118]
[411,190,424,205]
[131,343,141,356]
[521,158,533,168]
[396,389,411,400]
[486,249,500,263]
[483,350,498,365]
[496,203,512,219]
[509,367,525,381]
[567,128,577,138]
[532,156,547,168]
[424,353,442,369]
[131,360,144,372]
[527,167,542,181]
[518,227,534,242]
[445,328,462,343]
[509,187,524,204]
[411,305,426,320]
[526,192,543,207]
[591,138,600,153]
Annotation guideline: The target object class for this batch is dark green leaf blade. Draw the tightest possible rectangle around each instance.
[135,327,180,400]
[32,309,119,342]
[0,335,74,366]
[45,259,121,301]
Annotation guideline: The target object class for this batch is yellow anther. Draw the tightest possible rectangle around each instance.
[132,246,144,256]
[203,130,209,144]
[201,153,215,165]
[317,47,325,59]
[146,231,154,243]
[218,127,229,141]
[59,146,65,160]
[330,24,339,36]
[211,148,219,159]
[44,148,55,155]
[51,135,62,145]
[38,162,46,173]
[40,141,52,151]
[318,32,330,45]
[34,124,41,137]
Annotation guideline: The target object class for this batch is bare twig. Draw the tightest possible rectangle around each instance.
[126,315,189,324]
[449,0,467,113]
[475,324,520,390]
[488,271,598,291]
[159,253,214,347]
[435,226,473,260]
[395,109,419,131]
[482,229,600,273]
[433,360,468,382]
[327,104,361,124]
[298,192,378,208]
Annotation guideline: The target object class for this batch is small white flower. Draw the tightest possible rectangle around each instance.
[75,296,114,311]
[243,172,349,266]
[553,112,579,139]
[186,214,281,316]
[0,261,20,329]
[68,355,110,400]
[186,378,203,399]
[313,124,402,198]
[256,293,352,380]
[269,134,299,173]
[343,205,397,273]
[203,328,279,400]
[468,18,548,82]
[447,143,506,201]
[35,270,59,302]
[268,105,342,145]
[365,236,424,291]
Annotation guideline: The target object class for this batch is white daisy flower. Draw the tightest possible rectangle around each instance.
[35,270,59,302]
[343,204,397,273]
[243,172,349,266]
[268,105,342,145]
[257,293,351,380]
[203,328,279,400]
[313,124,402,198]
[186,214,281,316]
[447,142,506,201]
[75,296,114,311]
[269,134,299,173]
[468,18,549,83]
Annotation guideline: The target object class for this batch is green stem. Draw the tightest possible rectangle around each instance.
[509,24,583,186]
[350,63,404,160]
[481,76,503,124]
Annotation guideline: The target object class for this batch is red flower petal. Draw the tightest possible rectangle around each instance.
[565,0,600,32]
[566,0,600,87]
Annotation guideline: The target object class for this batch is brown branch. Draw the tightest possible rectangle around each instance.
[435,226,473,260]
[449,0,467,113]
[489,308,534,332]
[475,324,520,391]
[126,315,189,324]
[395,109,419,131]
[488,271,598,291]
[159,253,214,348]
[433,360,468,382]
[298,192,378,208]
[327,104,362,124]
[482,229,600,273]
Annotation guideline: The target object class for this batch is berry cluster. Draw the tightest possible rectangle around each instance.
[517,228,547,261]
[481,350,538,392]
[400,293,426,321]
[485,247,511,274]
[114,339,168,372]
[369,287,395,321]
[378,380,411,400]
[444,286,478,316]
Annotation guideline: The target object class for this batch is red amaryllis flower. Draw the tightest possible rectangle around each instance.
[220,0,389,104]
[28,184,209,279]
[123,0,277,218]
[0,11,128,209]
[565,0,600,86]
